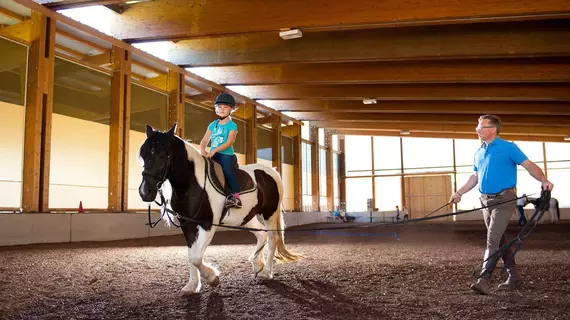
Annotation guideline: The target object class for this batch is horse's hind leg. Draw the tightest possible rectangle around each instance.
[244,217,268,277]
[257,214,279,280]
[189,226,220,287]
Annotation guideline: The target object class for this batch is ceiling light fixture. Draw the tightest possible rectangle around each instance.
[362,99,377,105]
[400,130,411,135]
[565,135,570,141]
[279,29,303,40]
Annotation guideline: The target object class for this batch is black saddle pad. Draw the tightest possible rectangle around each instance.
[205,156,256,196]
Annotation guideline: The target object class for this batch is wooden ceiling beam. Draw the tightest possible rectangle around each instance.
[329,129,569,143]
[191,58,570,85]
[187,92,212,103]
[0,7,27,22]
[43,0,130,10]
[81,52,112,66]
[0,20,32,43]
[114,0,570,41]
[56,28,107,53]
[171,20,570,66]
[270,100,570,116]
[289,112,570,126]
[55,44,87,58]
[236,83,570,101]
[310,121,570,136]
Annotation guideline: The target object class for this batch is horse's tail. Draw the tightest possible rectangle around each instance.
[265,167,302,263]
[270,207,303,263]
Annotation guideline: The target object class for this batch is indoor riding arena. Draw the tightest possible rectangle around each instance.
[1,1,570,319]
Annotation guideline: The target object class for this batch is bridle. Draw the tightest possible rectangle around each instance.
[141,142,172,191]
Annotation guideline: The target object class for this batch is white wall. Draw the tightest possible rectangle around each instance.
[0,101,25,208]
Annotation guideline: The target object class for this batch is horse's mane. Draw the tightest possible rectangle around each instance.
[180,138,204,163]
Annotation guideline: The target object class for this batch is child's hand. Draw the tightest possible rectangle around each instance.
[200,148,207,156]
[208,150,217,158]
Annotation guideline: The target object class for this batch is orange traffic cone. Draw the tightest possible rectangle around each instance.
[78,201,84,213]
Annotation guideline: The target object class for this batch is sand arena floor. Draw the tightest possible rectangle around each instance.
[1,222,569,320]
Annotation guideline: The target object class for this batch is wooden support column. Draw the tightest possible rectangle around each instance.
[310,125,320,211]
[452,139,458,214]
[236,101,257,164]
[271,114,282,175]
[542,142,548,178]
[291,124,302,211]
[339,136,346,211]
[400,137,405,213]
[325,130,334,211]
[22,12,55,212]
[370,136,376,211]
[167,70,184,137]
[108,45,131,212]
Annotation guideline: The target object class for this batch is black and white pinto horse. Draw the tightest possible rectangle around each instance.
[138,123,301,294]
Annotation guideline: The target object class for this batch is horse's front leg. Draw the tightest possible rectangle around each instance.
[181,224,202,295]
[188,225,219,288]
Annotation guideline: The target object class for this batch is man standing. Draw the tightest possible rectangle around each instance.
[516,193,528,225]
[449,114,553,295]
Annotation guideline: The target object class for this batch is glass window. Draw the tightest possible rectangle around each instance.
[345,135,372,177]
[184,102,217,145]
[332,135,339,151]
[128,84,168,210]
[130,84,169,133]
[514,141,544,170]
[346,177,372,212]
[0,37,27,105]
[282,135,293,165]
[454,139,482,173]
[374,176,401,211]
[0,37,27,209]
[333,153,339,199]
[545,142,570,162]
[319,148,327,198]
[373,136,401,175]
[318,128,325,146]
[549,167,570,208]
[50,58,112,209]
[301,121,310,140]
[233,118,246,155]
[302,141,312,210]
[402,137,454,173]
[455,173,482,211]
[257,126,273,161]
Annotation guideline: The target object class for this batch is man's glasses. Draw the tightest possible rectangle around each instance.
[476,125,495,130]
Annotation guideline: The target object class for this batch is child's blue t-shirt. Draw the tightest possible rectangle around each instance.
[208,119,238,155]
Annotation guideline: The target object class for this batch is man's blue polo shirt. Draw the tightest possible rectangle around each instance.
[473,137,528,194]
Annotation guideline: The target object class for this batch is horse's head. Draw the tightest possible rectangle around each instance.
[138,123,178,202]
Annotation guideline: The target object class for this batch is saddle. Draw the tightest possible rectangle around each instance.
[204,155,256,197]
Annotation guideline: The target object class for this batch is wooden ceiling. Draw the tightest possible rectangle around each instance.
[37,0,570,142]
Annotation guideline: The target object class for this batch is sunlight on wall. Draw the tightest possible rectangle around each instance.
[49,113,109,209]
[0,102,24,208]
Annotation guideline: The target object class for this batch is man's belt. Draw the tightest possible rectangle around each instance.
[482,187,516,198]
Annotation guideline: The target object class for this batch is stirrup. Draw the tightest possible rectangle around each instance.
[225,195,242,208]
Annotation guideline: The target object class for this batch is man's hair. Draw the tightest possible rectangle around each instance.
[479,114,501,134]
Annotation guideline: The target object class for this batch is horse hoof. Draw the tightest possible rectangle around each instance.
[256,271,273,280]
[180,288,199,296]
[208,276,220,287]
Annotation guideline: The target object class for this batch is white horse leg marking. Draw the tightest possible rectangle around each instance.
[181,256,202,295]
[257,212,281,280]
[190,226,219,287]
[244,217,268,277]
